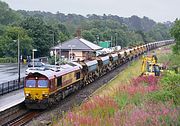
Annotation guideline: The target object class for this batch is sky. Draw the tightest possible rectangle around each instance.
[2,0,180,22]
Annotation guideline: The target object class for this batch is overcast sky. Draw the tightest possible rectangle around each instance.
[2,0,180,22]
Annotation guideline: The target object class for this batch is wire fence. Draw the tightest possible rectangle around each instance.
[0,78,24,95]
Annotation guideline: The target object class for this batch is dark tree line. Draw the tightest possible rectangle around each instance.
[0,0,173,58]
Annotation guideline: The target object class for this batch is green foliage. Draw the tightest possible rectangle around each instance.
[146,23,171,42]
[160,71,180,104]
[82,30,96,42]
[147,89,175,103]
[0,57,17,63]
[168,54,180,69]
[0,24,5,36]
[114,93,128,110]
[130,93,142,106]
[147,71,180,105]
[0,26,33,57]
[0,1,20,25]
[19,17,70,57]
[170,19,180,54]
[18,10,171,45]
[0,1,173,59]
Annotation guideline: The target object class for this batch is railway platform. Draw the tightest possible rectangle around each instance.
[0,89,24,112]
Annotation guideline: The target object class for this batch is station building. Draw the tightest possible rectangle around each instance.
[51,37,102,61]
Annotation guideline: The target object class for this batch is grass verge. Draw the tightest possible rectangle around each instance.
[55,45,180,126]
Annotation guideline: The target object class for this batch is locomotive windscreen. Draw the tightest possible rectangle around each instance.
[25,79,48,88]
[26,80,36,87]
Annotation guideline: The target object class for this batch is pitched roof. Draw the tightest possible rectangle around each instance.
[52,37,102,51]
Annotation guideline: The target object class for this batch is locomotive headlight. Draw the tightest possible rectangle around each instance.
[25,93,30,97]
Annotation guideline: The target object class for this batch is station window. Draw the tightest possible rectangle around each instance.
[76,72,80,80]
[57,76,62,87]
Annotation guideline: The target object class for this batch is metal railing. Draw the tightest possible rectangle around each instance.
[0,78,24,95]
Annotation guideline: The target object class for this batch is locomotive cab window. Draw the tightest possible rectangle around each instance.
[26,80,36,87]
[38,80,48,88]
[76,72,80,80]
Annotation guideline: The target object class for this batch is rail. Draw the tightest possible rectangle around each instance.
[0,78,25,95]
[6,111,40,126]
[1,110,41,126]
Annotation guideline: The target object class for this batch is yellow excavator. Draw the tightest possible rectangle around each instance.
[141,53,161,76]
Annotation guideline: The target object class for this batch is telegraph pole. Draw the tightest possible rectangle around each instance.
[18,34,20,85]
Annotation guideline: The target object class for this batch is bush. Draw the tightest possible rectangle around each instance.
[0,57,17,63]
[147,90,175,103]
[169,54,180,69]
[147,71,180,105]
[161,71,180,105]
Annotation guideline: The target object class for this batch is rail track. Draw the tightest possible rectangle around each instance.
[3,111,40,126]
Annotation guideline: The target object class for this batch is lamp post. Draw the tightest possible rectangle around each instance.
[96,35,99,45]
[68,45,75,61]
[58,40,62,64]
[13,34,20,85]
[32,49,37,68]
[54,47,59,65]
[17,35,20,85]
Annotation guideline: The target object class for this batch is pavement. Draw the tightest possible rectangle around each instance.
[0,89,24,112]
[0,63,26,112]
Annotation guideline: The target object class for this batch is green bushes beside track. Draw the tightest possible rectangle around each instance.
[0,57,17,63]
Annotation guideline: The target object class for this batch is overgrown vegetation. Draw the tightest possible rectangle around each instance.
[54,46,180,126]
[170,19,180,54]
[0,57,17,63]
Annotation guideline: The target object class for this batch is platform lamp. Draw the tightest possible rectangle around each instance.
[57,40,62,64]
[32,49,37,68]
[68,45,75,61]
[13,34,20,86]
[54,46,59,65]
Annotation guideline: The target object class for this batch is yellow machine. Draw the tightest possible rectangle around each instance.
[141,54,161,76]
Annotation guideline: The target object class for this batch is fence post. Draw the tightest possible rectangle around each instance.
[13,80,15,90]
[22,77,24,88]
[0,85,1,95]
[18,79,20,89]
[8,82,9,93]
[2,83,4,95]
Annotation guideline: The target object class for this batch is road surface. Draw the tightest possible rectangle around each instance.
[0,64,27,84]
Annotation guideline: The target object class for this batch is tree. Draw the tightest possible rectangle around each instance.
[56,23,70,42]
[171,19,180,54]
[82,30,96,42]
[20,17,58,56]
[0,26,33,58]
[0,1,20,25]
